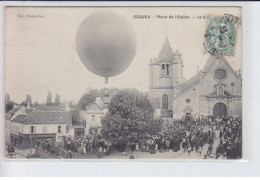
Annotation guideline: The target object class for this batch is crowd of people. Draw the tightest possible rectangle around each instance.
[63,129,111,158]
[60,115,242,160]
[216,116,242,159]
[126,115,217,157]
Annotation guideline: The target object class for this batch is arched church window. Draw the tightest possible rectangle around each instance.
[162,94,168,109]
[166,64,169,75]
[161,64,167,76]
[162,64,165,70]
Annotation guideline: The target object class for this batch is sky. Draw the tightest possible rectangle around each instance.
[4,7,242,104]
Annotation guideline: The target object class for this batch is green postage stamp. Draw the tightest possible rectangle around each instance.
[204,14,241,56]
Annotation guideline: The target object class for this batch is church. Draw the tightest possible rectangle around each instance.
[148,37,242,120]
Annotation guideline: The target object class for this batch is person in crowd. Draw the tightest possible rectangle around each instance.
[129,152,135,159]
[45,115,242,160]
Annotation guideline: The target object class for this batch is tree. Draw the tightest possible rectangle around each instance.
[25,94,32,106]
[20,101,28,107]
[5,93,14,112]
[54,94,61,106]
[78,92,97,110]
[5,93,10,105]
[46,91,53,106]
[88,89,99,97]
[78,88,120,110]
[101,89,163,151]
[34,101,40,106]
[99,88,120,98]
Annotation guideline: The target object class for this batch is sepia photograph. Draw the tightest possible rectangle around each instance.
[3,6,242,160]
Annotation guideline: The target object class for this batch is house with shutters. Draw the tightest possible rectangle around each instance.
[6,105,74,148]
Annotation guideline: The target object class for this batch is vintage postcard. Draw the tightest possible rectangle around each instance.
[4,6,242,160]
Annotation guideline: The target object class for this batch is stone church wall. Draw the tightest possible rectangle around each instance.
[149,88,173,110]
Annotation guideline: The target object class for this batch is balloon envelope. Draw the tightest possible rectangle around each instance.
[75,11,137,82]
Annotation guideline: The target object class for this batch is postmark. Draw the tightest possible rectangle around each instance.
[204,14,241,56]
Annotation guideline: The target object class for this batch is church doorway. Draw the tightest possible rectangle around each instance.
[213,103,227,117]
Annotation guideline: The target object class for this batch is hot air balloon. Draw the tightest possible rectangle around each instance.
[75,11,137,84]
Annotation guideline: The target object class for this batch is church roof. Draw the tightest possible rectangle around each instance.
[178,75,200,94]
[201,55,219,74]
[178,55,219,94]
[157,37,174,62]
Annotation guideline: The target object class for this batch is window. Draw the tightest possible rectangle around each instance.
[186,98,191,104]
[92,115,95,121]
[162,64,165,71]
[162,94,168,109]
[161,64,169,76]
[58,126,61,133]
[30,126,35,134]
[166,64,169,75]
[214,68,227,80]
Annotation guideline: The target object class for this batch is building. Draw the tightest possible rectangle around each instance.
[149,37,186,119]
[149,37,242,119]
[79,96,109,133]
[6,105,74,148]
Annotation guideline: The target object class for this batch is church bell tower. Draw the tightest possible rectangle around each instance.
[149,37,185,118]
[149,37,174,111]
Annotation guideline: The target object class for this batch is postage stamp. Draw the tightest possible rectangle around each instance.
[204,14,241,56]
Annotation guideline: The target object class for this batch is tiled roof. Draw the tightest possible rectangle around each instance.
[157,37,174,62]
[12,111,72,125]
[11,114,28,123]
[178,74,200,94]
[25,108,34,114]
[178,55,219,95]
[6,107,20,120]
[7,107,20,114]
[31,106,63,112]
